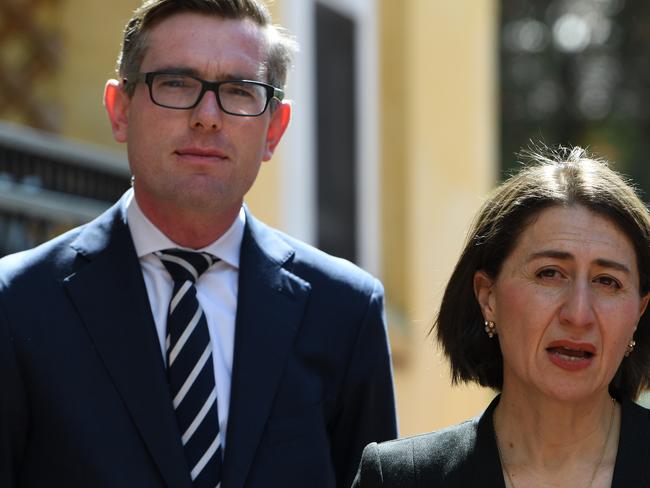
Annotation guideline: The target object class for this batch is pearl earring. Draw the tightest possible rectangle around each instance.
[484,320,496,338]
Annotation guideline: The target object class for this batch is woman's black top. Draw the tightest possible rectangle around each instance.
[352,396,650,487]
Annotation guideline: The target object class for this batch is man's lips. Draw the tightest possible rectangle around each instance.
[175,148,228,159]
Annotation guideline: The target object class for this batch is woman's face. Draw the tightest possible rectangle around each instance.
[475,204,649,402]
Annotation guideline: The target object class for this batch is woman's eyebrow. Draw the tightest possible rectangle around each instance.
[527,250,631,274]
[527,249,572,262]
[594,258,631,274]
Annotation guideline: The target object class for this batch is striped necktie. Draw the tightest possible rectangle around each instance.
[157,249,223,487]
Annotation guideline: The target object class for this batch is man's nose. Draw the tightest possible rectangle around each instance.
[190,89,223,130]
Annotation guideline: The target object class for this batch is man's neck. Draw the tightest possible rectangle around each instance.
[135,193,241,249]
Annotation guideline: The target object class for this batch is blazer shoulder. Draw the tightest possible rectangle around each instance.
[0,196,127,291]
[354,439,416,487]
[245,210,381,294]
[0,225,84,288]
[400,419,479,476]
[357,419,480,486]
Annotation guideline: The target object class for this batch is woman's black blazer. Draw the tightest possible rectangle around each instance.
[352,396,650,487]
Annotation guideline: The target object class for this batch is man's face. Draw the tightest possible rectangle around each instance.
[106,12,289,220]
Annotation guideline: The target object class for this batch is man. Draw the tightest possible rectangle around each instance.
[0,1,397,487]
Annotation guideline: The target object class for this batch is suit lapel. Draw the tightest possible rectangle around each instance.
[222,212,311,488]
[64,199,192,488]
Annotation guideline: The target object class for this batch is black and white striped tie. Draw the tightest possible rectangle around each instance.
[158,249,223,488]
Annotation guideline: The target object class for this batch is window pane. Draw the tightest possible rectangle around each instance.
[315,3,357,262]
[500,0,650,197]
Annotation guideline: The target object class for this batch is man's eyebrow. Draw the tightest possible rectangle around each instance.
[527,250,631,274]
[151,66,198,75]
[147,68,265,82]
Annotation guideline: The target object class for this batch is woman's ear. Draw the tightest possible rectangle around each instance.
[474,270,496,321]
[639,293,650,318]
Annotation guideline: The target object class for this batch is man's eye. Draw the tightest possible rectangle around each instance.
[224,86,255,98]
[160,79,188,88]
[153,74,197,89]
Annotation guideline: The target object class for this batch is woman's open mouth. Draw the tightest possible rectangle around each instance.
[546,342,596,371]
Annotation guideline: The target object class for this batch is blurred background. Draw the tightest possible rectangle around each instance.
[1,0,649,436]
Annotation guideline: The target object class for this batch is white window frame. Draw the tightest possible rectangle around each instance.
[280,0,381,276]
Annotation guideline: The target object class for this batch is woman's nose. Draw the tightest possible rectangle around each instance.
[558,281,596,328]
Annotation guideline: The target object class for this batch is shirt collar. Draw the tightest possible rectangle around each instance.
[124,189,245,269]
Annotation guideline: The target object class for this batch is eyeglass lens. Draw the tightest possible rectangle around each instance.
[150,74,268,114]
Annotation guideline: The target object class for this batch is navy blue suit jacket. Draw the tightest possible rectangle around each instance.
[0,194,397,487]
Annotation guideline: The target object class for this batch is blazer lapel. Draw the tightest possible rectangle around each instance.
[64,199,192,488]
[222,211,311,488]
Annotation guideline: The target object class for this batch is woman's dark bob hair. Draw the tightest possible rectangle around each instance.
[433,146,650,401]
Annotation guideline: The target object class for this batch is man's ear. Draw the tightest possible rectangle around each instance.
[104,79,130,143]
[474,270,496,321]
[262,101,291,161]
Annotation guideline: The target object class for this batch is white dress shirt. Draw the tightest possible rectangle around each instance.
[125,190,243,449]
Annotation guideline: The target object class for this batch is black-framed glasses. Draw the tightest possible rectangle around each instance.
[124,71,284,116]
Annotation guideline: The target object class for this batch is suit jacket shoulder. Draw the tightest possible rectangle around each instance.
[244,210,380,295]
[0,196,127,290]
[0,225,83,286]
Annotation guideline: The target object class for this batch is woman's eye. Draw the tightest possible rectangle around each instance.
[596,276,621,289]
[537,268,559,279]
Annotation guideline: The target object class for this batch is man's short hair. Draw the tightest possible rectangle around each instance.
[117,0,298,95]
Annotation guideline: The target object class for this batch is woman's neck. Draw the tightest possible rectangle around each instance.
[493,389,619,487]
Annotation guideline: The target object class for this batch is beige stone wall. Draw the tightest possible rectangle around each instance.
[381,0,498,436]
[57,0,139,149]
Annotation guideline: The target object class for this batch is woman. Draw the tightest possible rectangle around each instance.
[353,146,650,487]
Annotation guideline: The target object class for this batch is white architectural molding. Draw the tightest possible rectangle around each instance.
[280,0,317,245]
[281,0,381,276]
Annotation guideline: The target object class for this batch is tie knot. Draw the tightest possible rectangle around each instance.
[157,249,217,283]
